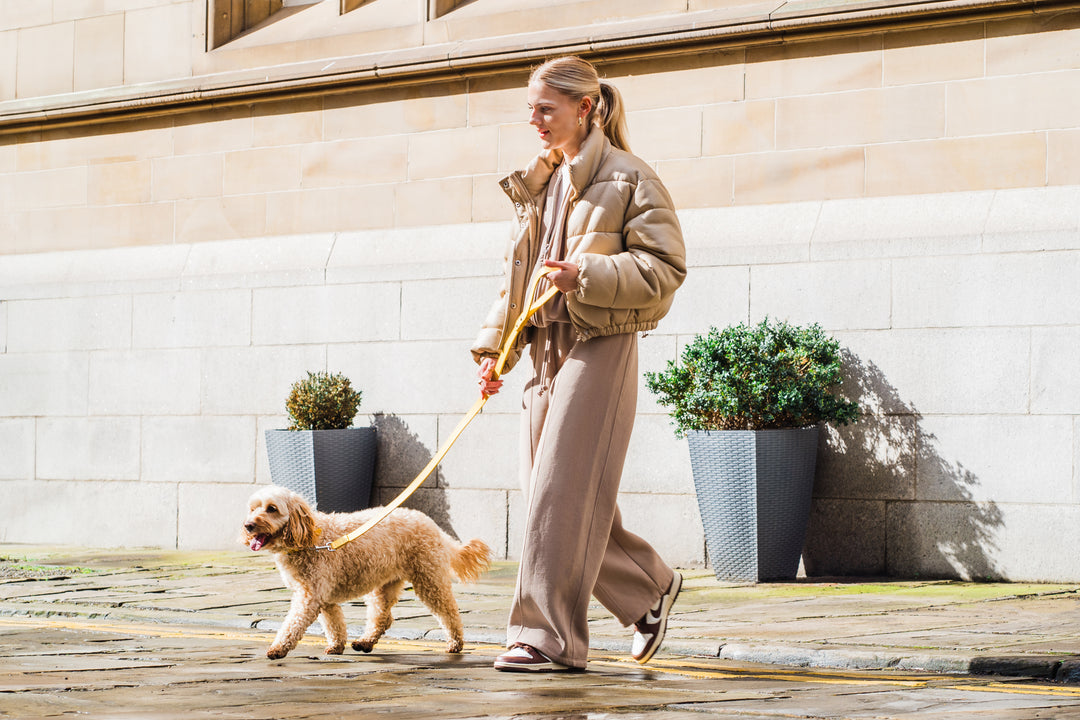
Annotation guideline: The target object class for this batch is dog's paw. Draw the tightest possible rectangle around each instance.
[352,639,375,653]
[325,645,345,655]
[446,639,464,654]
[266,646,289,660]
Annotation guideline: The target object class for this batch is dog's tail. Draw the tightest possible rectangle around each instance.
[451,539,491,583]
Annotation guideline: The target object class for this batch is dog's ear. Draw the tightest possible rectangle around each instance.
[281,492,317,548]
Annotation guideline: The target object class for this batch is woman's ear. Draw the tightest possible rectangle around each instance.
[579,96,593,119]
[282,492,316,548]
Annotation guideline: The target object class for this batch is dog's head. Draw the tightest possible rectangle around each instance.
[242,486,318,552]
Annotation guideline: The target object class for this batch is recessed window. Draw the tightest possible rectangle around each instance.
[429,0,470,18]
[208,0,472,49]
[209,0,331,49]
[208,0,283,49]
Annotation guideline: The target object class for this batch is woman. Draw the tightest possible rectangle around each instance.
[472,56,687,672]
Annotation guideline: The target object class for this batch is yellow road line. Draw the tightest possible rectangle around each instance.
[0,615,266,644]
[588,657,932,687]
[3,614,1077,697]
[646,656,942,682]
[943,682,1080,698]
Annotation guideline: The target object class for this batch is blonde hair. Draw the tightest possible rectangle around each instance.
[529,56,630,152]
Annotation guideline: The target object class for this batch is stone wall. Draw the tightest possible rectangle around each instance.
[1,0,1079,579]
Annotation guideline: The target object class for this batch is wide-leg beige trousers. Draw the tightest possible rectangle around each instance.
[507,323,676,668]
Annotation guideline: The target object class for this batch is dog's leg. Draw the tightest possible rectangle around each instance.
[320,603,348,655]
[267,591,321,659]
[352,579,403,653]
[412,573,465,653]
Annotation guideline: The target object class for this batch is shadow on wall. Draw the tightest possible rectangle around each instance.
[368,413,457,540]
[802,350,1004,580]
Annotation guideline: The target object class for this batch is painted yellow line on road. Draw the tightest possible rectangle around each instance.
[589,657,931,688]
[944,682,1080,698]
[646,656,943,682]
[0,614,452,653]
[3,614,1077,698]
[0,615,263,644]
[593,657,1080,697]
[634,658,1080,697]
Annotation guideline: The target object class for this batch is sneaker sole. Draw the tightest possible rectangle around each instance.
[636,572,683,665]
[493,660,576,672]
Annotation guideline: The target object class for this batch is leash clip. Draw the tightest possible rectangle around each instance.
[314,544,335,552]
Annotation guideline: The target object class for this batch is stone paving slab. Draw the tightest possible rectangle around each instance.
[7,615,1080,720]
[3,545,1080,682]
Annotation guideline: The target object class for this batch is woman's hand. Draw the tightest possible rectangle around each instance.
[543,259,579,293]
[477,357,503,397]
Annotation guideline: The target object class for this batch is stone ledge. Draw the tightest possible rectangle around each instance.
[1,186,1076,294]
[0,0,1070,133]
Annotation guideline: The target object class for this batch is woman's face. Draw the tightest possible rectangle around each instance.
[528,81,590,158]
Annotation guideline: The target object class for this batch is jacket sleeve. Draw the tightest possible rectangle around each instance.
[471,293,506,364]
[470,233,519,370]
[574,176,686,310]
[471,288,524,374]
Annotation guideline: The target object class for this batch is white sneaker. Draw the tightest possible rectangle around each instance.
[494,644,574,672]
[631,572,682,664]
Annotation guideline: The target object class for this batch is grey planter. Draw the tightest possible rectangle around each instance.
[264,428,377,513]
[687,427,819,582]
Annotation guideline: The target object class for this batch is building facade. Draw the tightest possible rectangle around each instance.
[1,0,1078,580]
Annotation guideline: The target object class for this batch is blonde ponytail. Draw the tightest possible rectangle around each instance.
[530,56,631,152]
[597,80,630,152]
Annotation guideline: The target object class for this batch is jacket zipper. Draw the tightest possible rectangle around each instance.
[504,170,590,352]
[502,173,538,353]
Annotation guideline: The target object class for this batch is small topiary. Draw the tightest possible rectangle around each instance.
[645,318,860,436]
[285,371,362,431]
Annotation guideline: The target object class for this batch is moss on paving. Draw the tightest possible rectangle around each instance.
[0,554,97,579]
[681,576,1080,605]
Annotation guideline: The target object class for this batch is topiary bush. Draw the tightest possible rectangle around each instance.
[285,371,362,431]
[645,318,860,436]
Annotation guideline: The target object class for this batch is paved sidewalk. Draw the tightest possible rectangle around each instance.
[2,544,1080,683]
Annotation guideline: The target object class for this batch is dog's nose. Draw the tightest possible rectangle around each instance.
[244,523,256,532]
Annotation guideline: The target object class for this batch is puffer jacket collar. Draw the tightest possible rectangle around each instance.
[502,128,611,207]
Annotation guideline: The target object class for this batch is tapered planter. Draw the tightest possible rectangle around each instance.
[687,427,819,582]
[264,428,377,513]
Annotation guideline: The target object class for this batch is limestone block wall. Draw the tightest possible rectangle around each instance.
[4,9,1080,254]
[1,2,1080,579]
[0,0,201,99]
[0,221,702,560]
[1,186,1078,580]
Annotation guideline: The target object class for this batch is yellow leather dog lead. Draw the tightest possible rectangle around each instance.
[318,267,560,551]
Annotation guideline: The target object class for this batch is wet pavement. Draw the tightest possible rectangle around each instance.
[3,545,1080,718]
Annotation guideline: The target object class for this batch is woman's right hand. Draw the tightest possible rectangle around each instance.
[478,357,503,397]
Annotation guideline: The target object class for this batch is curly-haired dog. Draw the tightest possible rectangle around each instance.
[242,486,491,660]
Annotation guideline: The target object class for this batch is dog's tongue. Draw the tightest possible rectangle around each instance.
[250,535,267,552]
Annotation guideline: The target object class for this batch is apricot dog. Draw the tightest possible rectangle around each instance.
[242,486,490,660]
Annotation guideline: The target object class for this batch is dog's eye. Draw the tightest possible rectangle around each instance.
[267,504,278,513]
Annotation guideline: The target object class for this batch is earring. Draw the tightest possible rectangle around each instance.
[578,116,583,127]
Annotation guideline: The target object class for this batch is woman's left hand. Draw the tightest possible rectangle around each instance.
[543,259,579,293]
[477,357,503,398]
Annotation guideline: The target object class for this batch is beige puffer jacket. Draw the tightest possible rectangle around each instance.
[471,128,686,373]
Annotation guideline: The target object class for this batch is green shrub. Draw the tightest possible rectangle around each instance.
[645,319,860,436]
[285,371,362,431]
